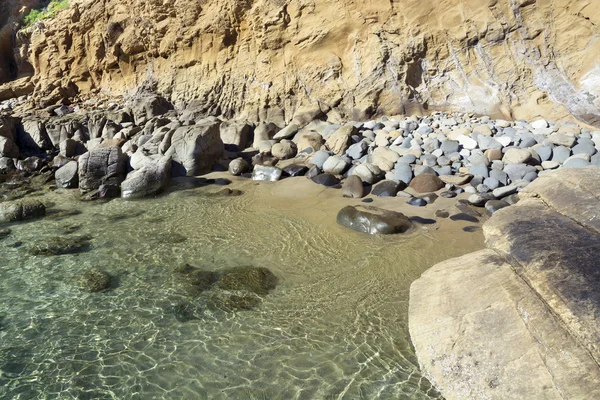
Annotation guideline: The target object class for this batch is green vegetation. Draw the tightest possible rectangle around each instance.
[23,0,69,27]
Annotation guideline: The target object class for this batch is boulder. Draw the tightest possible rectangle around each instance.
[252,165,282,181]
[371,180,403,197]
[220,121,253,151]
[271,140,297,160]
[252,122,279,148]
[78,147,127,191]
[282,164,309,177]
[408,174,445,193]
[0,200,46,223]
[0,136,18,158]
[322,155,349,175]
[325,125,357,154]
[296,131,325,154]
[19,119,51,153]
[228,158,250,176]
[342,175,364,198]
[273,124,299,140]
[502,148,532,164]
[336,205,413,234]
[55,161,79,188]
[311,173,340,187]
[167,121,223,176]
[130,94,173,125]
[121,157,171,199]
[353,163,383,184]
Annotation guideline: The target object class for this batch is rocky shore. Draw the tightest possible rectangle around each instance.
[1,93,599,227]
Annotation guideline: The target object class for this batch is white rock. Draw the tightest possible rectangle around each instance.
[531,119,549,130]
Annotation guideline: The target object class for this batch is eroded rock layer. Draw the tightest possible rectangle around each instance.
[3,0,600,125]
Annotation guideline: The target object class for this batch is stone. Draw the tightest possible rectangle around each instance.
[0,136,18,158]
[439,174,472,185]
[273,124,299,140]
[504,163,536,182]
[531,119,549,129]
[551,146,571,163]
[457,135,478,150]
[371,180,404,197]
[478,136,502,150]
[296,131,325,154]
[271,140,297,160]
[322,155,349,175]
[541,160,560,170]
[484,148,502,161]
[563,158,591,168]
[336,205,413,234]
[483,177,500,190]
[342,175,364,198]
[252,165,282,182]
[311,173,340,187]
[252,123,279,148]
[282,164,309,177]
[572,142,596,157]
[167,121,224,176]
[0,200,46,223]
[252,152,279,167]
[121,157,171,199]
[228,158,250,176]
[55,161,79,188]
[78,268,112,292]
[502,148,531,164]
[485,199,510,214]
[19,119,52,153]
[492,184,518,198]
[440,140,460,156]
[78,147,127,191]
[353,163,383,185]
[346,141,368,159]
[325,125,357,154]
[408,197,427,207]
[219,121,253,151]
[409,174,445,193]
[310,150,332,168]
[548,133,576,148]
[390,163,413,185]
[368,147,400,171]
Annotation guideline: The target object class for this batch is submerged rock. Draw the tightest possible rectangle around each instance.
[78,268,112,292]
[336,205,413,234]
[216,266,278,295]
[29,235,92,256]
[0,200,46,223]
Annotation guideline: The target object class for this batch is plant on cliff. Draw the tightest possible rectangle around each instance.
[23,0,69,27]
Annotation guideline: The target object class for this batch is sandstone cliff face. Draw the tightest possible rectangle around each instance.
[0,0,40,83]
[7,0,600,126]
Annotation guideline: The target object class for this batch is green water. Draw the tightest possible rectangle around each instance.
[0,178,483,399]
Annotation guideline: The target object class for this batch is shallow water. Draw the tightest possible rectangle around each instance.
[0,177,484,399]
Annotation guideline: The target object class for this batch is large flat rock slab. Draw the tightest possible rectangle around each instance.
[520,167,600,233]
[485,197,600,363]
[410,249,600,400]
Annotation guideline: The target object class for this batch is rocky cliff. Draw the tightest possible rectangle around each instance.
[2,0,600,126]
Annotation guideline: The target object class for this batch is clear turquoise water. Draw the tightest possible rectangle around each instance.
[0,178,483,399]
